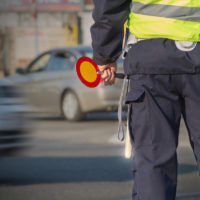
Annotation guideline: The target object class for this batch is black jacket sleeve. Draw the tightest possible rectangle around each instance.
[90,0,131,65]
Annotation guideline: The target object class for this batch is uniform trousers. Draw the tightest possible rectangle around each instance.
[124,38,200,200]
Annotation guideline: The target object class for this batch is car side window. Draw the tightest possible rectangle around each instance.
[48,52,76,71]
[28,53,51,73]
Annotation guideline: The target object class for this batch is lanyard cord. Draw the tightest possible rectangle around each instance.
[117,75,129,141]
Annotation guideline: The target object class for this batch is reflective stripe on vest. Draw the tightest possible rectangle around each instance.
[129,0,200,41]
[132,0,200,7]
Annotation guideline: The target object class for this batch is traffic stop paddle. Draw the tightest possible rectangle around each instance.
[76,57,125,88]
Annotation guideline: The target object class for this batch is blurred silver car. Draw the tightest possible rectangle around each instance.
[0,78,29,155]
[7,46,124,121]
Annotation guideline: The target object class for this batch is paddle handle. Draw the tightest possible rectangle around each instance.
[114,73,125,79]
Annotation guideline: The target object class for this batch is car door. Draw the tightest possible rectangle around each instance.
[23,52,52,112]
[33,51,77,114]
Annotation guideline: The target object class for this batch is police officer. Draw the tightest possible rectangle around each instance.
[91,0,200,200]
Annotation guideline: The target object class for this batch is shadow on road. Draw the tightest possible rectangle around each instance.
[34,112,127,122]
[0,156,132,186]
[178,164,198,175]
[0,156,198,186]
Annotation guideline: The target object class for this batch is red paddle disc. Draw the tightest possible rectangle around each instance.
[76,57,101,88]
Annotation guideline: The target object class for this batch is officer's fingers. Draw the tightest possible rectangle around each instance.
[110,65,117,74]
[110,71,116,85]
[104,71,115,86]
[98,62,116,72]
[98,65,107,72]
[105,69,112,82]
[101,70,109,80]
[105,71,115,85]
[98,63,116,85]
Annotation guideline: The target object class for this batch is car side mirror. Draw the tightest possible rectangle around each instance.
[16,67,26,74]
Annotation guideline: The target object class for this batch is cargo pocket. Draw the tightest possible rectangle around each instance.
[125,89,145,104]
[125,88,145,144]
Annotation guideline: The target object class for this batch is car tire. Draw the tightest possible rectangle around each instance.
[62,91,85,121]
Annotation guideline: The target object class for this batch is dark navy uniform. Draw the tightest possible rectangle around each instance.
[91,1,200,199]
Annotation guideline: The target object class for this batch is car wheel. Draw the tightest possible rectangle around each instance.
[62,91,84,121]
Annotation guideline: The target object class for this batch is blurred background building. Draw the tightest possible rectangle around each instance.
[0,0,94,76]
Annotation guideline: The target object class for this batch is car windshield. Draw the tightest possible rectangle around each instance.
[28,53,51,73]
[48,52,76,71]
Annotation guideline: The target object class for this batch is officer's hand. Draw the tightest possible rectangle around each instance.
[98,62,117,86]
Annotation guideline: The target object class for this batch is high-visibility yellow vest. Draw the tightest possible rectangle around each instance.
[128,0,200,41]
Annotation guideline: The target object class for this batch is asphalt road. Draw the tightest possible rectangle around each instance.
[0,113,199,200]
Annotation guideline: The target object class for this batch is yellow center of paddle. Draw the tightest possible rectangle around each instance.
[80,61,97,83]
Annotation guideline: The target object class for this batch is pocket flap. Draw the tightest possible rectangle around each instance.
[125,89,145,104]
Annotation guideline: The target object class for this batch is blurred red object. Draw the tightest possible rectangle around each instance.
[31,0,37,19]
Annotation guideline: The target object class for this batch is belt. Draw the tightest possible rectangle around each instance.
[122,33,198,58]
